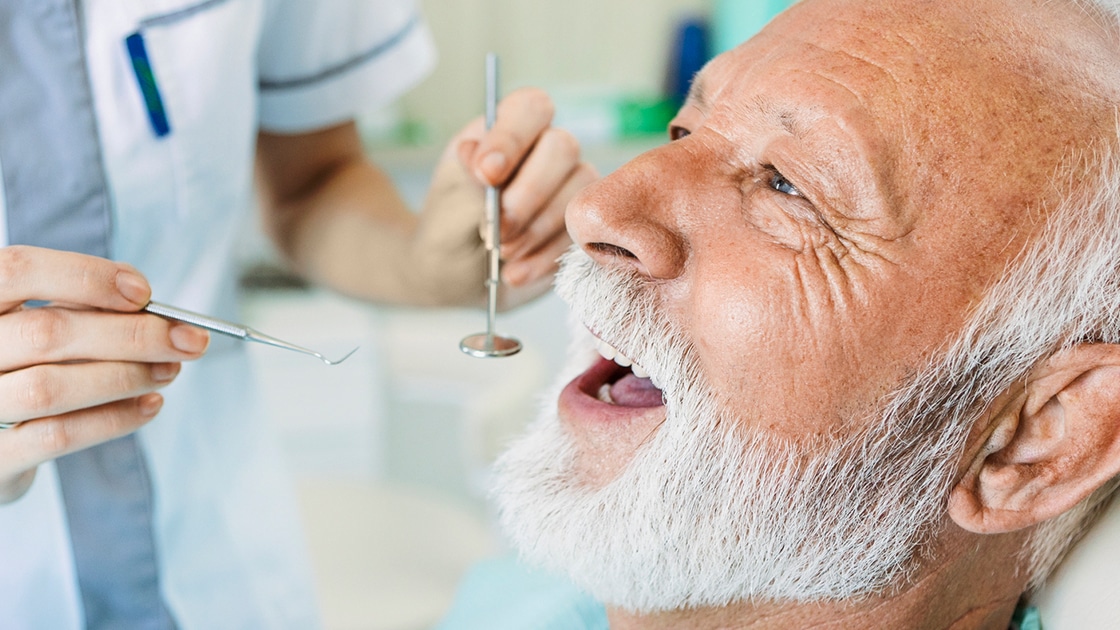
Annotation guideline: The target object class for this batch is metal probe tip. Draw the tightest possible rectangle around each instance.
[315,346,360,366]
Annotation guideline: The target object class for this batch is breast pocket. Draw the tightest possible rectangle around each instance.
[103,0,264,283]
[133,0,263,218]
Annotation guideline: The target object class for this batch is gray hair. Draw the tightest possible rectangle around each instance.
[780,0,1120,591]
[881,137,1120,589]
[983,0,1120,588]
[1019,146,1120,588]
[1076,0,1120,21]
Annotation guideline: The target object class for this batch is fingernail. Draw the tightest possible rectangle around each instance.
[478,152,507,181]
[139,393,164,417]
[116,269,151,306]
[170,324,210,354]
[150,362,181,383]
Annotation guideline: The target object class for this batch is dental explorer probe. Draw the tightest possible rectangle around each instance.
[143,301,358,365]
[460,53,523,359]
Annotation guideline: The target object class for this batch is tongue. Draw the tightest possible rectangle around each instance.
[609,373,665,407]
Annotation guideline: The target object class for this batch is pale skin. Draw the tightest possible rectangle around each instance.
[0,87,596,503]
[561,0,1120,627]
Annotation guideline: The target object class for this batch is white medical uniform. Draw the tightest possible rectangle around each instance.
[0,0,435,627]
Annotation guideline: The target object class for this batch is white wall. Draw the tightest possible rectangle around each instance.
[396,0,709,143]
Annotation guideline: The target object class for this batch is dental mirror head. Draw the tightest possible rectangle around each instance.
[459,332,522,358]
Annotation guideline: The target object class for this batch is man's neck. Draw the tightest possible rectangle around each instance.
[605,527,1030,630]
[606,597,1021,630]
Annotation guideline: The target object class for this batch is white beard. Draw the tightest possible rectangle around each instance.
[492,249,971,613]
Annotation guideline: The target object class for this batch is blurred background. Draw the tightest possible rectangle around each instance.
[235,1,794,628]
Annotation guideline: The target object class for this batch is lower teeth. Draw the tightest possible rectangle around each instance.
[597,383,614,404]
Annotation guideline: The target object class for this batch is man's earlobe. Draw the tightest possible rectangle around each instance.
[949,344,1120,534]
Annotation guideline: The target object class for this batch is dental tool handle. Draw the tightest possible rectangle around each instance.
[486,204,500,340]
[484,52,501,340]
[144,300,358,365]
[486,53,498,129]
[143,301,250,340]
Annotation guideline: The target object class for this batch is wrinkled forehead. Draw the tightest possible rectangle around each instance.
[692,0,1116,216]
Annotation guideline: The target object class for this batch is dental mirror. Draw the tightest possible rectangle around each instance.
[460,53,522,359]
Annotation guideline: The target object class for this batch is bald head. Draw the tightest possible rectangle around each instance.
[768,0,1120,243]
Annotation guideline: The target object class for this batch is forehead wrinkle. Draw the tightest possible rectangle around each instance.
[785,38,902,116]
[728,20,912,151]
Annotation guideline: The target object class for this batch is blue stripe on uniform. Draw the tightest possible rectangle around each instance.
[259,14,420,90]
[0,0,177,627]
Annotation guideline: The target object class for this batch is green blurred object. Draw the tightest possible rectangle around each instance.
[712,0,796,55]
[618,96,678,138]
[395,118,431,147]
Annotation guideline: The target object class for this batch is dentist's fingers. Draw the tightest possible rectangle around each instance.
[0,308,209,372]
[0,361,180,425]
[467,88,556,187]
[502,159,598,260]
[0,394,164,501]
[499,127,585,241]
[0,246,151,313]
[454,119,486,163]
[502,227,574,289]
[497,240,571,310]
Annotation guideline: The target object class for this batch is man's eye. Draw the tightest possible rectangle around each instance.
[769,172,801,197]
[669,126,691,141]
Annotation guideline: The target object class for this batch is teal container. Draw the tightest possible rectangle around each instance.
[711,0,796,55]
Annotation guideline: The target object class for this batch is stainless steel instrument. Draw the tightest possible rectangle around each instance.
[460,53,522,359]
[144,301,357,365]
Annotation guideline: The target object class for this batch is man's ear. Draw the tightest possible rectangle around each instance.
[949,344,1120,534]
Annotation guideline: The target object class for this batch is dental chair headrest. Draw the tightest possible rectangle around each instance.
[1032,495,1120,628]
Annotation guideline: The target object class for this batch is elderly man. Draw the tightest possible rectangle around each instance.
[439,0,1120,628]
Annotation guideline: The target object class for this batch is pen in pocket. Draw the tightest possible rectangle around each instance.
[124,31,171,138]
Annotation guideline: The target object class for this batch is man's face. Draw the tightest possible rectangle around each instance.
[557,0,1094,484]
[495,0,1111,614]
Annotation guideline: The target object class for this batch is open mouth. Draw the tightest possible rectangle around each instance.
[587,336,665,407]
[558,330,667,428]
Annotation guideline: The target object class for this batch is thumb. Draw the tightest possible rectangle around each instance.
[416,155,486,255]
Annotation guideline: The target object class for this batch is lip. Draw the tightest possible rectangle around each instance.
[558,356,667,430]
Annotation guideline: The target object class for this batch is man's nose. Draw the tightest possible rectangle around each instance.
[566,145,696,280]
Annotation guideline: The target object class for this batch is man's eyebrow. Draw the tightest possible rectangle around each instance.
[686,79,805,140]
[685,77,708,110]
[753,96,808,139]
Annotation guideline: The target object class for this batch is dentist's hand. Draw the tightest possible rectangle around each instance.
[0,246,209,503]
[413,87,599,308]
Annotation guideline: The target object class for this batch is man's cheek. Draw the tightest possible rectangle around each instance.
[689,287,855,439]
[691,290,784,425]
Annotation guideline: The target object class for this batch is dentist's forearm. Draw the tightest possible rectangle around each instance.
[256,124,459,306]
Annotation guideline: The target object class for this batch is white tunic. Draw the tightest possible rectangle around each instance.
[0,1,435,627]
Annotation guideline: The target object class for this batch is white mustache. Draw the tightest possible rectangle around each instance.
[553,247,705,409]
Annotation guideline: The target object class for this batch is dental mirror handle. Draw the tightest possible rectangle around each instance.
[459,53,521,358]
[483,52,501,340]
